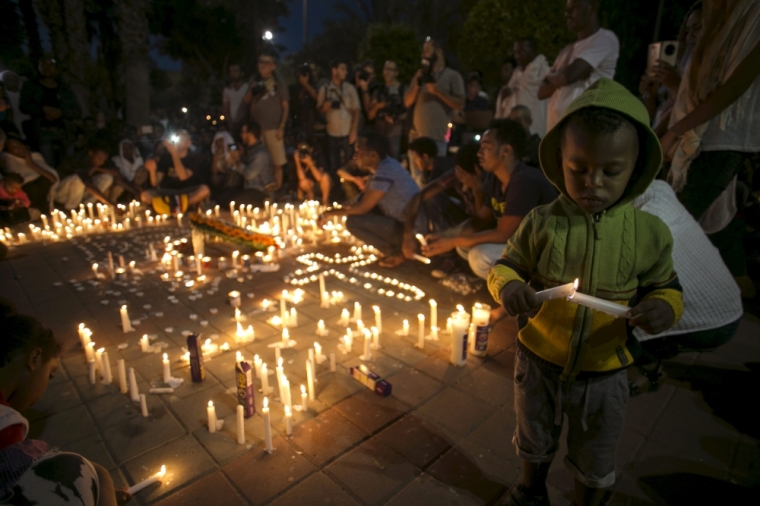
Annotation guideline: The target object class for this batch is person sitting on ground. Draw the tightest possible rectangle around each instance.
[0,130,58,211]
[509,105,542,167]
[422,119,557,280]
[464,72,490,111]
[0,300,130,505]
[209,131,242,194]
[294,141,331,206]
[408,136,456,188]
[399,142,487,271]
[488,78,683,506]
[216,120,276,207]
[0,172,40,225]
[112,139,147,188]
[628,178,742,394]
[140,130,210,214]
[56,138,134,211]
[318,132,425,267]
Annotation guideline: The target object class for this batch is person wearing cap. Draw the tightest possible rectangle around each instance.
[487,79,683,506]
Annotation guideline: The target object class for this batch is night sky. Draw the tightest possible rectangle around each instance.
[277,0,345,55]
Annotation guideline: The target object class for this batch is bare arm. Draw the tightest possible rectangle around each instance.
[404,71,423,108]
[538,59,593,99]
[428,83,465,111]
[324,189,384,217]
[22,153,57,183]
[279,101,289,130]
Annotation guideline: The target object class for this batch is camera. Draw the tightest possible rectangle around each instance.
[417,57,436,85]
[250,80,268,96]
[330,99,341,110]
[297,143,312,160]
[229,144,238,151]
[647,41,679,77]
[358,69,371,82]
[299,62,311,77]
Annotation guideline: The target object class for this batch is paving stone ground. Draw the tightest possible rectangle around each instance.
[2,224,759,505]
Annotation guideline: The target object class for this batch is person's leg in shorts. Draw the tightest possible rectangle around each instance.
[465,242,506,279]
[262,129,287,190]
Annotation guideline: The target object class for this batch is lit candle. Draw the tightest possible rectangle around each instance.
[128,367,139,402]
[118,254,126,269]
[289,307,298,327]
[107,252,115,278]
[253,355,262,379]
[140,334,149,352]
[330,353,336,372]
[276,357,285,400]
[413,254,431,264]
[261,363,271,395]
[232,250,239,268]
[301,384,308,411]
[117,359,128,394]
[127,465,166,495]
[176,212,183,228]
[362,329,372,361]
[228,290,241,308]
[316,320,327,337]
[402,319,409,336]
[372,306,382,334]
[120,305,135,333]
[88,360,96,384]
[415,233,428,246]
[535,280,577,303]
[284,405,292,436]
[92,263,98,278]
[417,314,425,349]
[450,311,471,366]
[95,348,105,375]
[470,303,491,357]
[338,308,350,327]
[314,342,326,363]
[207,401,217,433]
[236,405,245,445]
[429,300,438,339]
[102,351,112,384]
[319,273,329,308]
[262,397,273,453]
[281,328,290,347]
[353,302,362,322]
[215,205,220,217]
[140,394,149,417]
[567,291,631,318]
[306,359,315,401]
[162,353,171,383]
[229,200,235,217]
[371,326,380,350]
[282,377,292,408]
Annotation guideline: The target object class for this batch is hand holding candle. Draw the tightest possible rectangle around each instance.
[128,465,166,495]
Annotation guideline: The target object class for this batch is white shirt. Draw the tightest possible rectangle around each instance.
[0,151,59,184]
[223,82,249,124]
[317,81,360,138]
[632,181,742,340]
[546,28,620,131]
[496,54,550,137]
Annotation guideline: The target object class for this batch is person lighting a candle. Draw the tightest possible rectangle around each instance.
[486,80,684,506]
[0,303,131,504]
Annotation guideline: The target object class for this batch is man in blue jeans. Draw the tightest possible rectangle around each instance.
[317,60,360,176]
[318,132,425,267]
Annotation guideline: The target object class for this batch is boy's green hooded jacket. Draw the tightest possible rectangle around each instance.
[487,78,683,380]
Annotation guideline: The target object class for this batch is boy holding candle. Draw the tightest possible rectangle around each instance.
[487,79,683,506]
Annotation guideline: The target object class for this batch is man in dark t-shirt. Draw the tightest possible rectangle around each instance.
[422,119,557,279]
[140,131,210,214]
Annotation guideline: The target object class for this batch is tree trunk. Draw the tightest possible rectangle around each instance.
[116,0,151,127]
[63,0,90,117]
[18,0,43,64]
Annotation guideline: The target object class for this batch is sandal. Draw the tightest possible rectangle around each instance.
[495,484,550,506]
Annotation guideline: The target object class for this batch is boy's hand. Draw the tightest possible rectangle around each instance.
[499,281,539,317]
[628,298,675,335]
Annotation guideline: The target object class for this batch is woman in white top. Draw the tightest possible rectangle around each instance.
[0,131,58,211]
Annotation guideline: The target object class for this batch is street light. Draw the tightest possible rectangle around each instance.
[263,30,273,41]
[181,107,188,114]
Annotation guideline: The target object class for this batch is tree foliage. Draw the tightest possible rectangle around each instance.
[459,0,572,86]
[288,19,365,76]
[357,24,420,84]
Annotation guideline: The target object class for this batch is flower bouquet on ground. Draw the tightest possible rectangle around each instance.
[189,213,278,251]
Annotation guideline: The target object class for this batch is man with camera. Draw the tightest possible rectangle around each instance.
[248,51,289,190]
[294,142,331,206]
[318,59,361,176]
[538,0,619,131]
[140,131,210,214]
[364,61,407,160]
[404,37,465,158]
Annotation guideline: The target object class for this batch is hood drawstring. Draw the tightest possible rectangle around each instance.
[581,379,591,431]
[554,381,564,426]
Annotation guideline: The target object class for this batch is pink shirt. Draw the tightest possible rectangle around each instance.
[0,184,31,208]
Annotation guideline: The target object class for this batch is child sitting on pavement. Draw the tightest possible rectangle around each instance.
[0,172,40,224]
[487,79,684,506]
[0,300,130,505]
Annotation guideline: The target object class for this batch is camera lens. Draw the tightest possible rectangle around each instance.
[664,43,677,56]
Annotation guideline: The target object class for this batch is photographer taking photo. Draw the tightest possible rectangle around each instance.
[366,61,407,160]
[317,59,360,176]
[294,142,331,206]
[247,51,289,191]
[404,37,465,157]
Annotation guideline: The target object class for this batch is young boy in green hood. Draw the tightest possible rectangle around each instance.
[487,78,683,506]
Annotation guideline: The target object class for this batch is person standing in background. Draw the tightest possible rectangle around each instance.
[498,39,550,137]
[317,59,360,176]
[222,63,250,140]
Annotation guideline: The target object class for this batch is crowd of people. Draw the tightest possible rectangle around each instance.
[1,0,759,505]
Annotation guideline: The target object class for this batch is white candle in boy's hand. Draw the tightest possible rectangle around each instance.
[262,397,273,453]
[567,291,631,319]
[415,233,428,247]
[535,279,578,303]
[236,405,245,445]
[127,465,166,495]
[207,401,217,433]
[413,254,431,264]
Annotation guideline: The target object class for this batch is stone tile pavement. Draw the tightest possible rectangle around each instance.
[1,225,759,505]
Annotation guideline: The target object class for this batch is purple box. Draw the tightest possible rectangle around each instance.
[349,365,392,397]
[187,334,205,383]
[236,361,256,418]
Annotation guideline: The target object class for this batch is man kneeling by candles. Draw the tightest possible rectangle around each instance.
[318,131,426,266]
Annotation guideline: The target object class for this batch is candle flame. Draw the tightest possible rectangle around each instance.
[208,400,213,407]
[456,304,465,313]
[301,385,306,394]
[163,353,168,360]
[285,405,292,416]
[573,278,579,289]
[158,465,166,477]
[263,397,269,409]
[254,354,260,361]
[278,357,283,367]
